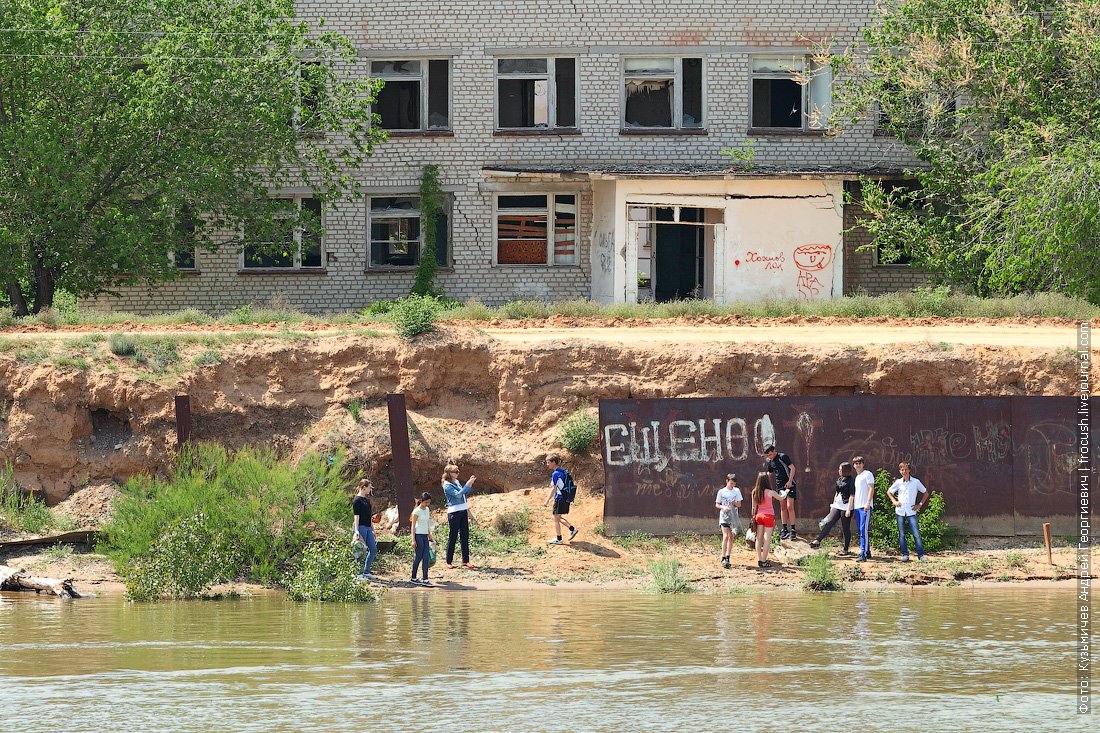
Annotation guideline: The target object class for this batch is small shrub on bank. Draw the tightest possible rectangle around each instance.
[108,333,137,356]
[491,507,531,536]
[285,532,380,602]
[802,552,844,592]
[391,294,442,339]
[558,405,598,454]
[646,555,691,593]
[0,464,58,534]
[121,512,243,601]
[870,469,951,553]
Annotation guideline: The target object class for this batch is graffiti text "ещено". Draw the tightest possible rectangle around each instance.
[604,415,777,470]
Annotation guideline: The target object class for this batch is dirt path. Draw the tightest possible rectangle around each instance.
[481,323,1079,348]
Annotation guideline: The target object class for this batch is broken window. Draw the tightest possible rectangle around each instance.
[371,59,450,131]
[622,57,704,129]
[243,197,324,269]
[496,194,577,265]
[368,195,450,268]
[171,206,197,270]
[750,56,832,130]
[496,57,577,129]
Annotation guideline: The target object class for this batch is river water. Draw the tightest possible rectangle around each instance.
[0,588,1077,732]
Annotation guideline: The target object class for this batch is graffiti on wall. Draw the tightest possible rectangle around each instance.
[600,396,1086,531]
[596,231,614,274]
[792,244,834,299]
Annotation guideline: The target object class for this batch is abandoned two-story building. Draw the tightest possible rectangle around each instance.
[91,1,930,315]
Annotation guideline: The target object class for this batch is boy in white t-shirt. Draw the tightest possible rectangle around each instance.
[852,456,876,562]
[715,473,743,569]
[886,462,929,561]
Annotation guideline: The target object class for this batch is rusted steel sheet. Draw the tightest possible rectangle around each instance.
[600,396,1087,536]
[174,395,192,447]
[387,393,416,531]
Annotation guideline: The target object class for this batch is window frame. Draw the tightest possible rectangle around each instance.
[369,58,451,132]
[620,56,706,131]
[241,196,325,271]
[494,56,579,131]
[748,55,832,133]
[366,194,451,270]
[492,193,579,267]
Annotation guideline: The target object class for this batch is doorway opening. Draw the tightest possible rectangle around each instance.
[630,206,721,302]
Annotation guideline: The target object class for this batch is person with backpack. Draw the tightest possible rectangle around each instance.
[442,463,477,569]
[543,454,579,545]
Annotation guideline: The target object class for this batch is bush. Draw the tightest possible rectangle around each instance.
[869,469,951,553]
[0,464,58,534]
[491,507,531,536]
[391,294,442,339]
[284,532,380,602]
[801,552,844,591]
[558,405,598,454]
[103,444,351,588]
[108,333,137,356]
[646,555,691,593]
[121,512,243,601]
[347,398,361,423]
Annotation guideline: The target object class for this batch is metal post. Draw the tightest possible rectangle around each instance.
[387,393,416,531]
[174,395,192,447]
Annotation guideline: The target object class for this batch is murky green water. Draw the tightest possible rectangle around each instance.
[0,589,1077,732]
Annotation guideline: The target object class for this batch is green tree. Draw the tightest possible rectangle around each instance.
[831,0,1100,302]
[0,0,383,315]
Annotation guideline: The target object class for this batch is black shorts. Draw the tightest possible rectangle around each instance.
[552,498,571,515]
[720,522,732,529]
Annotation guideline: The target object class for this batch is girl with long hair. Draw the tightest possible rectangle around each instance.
[751,471,788,568]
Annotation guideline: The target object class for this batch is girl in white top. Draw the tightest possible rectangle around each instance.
[410,492,434,586]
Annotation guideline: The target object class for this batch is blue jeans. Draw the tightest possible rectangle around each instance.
[357,525,378,574]
[412,533,430,580]
[896,514,924,559]
[855,507,872,557]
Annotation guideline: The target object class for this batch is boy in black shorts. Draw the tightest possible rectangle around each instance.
[543,454,579,545]
[764,445,798,539]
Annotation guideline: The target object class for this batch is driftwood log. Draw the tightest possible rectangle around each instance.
[0,564,81,598]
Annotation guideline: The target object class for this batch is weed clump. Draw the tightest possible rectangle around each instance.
[558,404,598,454]
[491,507,531,536]
[802,552,844,592]
[108,333,137,356]
[391,294,442,339]
[646,555,691,593]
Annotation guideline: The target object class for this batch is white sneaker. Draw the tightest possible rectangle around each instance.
[548,538,563,545]
[568,527,579,541]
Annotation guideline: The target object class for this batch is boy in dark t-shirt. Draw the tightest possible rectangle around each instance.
[764,445,797,540]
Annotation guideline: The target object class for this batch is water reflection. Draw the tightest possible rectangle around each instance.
[0,589,1077,732]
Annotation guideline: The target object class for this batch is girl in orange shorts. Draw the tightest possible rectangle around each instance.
[751,471,789,568]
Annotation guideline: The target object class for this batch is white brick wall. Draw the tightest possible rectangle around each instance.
[88,1,920,315]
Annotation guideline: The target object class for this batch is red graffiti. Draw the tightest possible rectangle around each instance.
[792,244,833,272]
[745,251,785,271]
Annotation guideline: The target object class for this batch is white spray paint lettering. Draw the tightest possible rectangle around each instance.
[605,414,775,468]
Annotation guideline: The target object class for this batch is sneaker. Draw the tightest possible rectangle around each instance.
[809,540,820,549]
[837,550,851,557]
[761,560,772,568]
[410,578,421,585]
[856,555,867,563]
[722,558,731,569]
[917,556,926,562]
[444,563,455,569]
[779,528,789,540]
[901,556,910,563]
[463,563,477,569]
[757,560,765,568]
[420,580,434,587]
[548,538,563,545]
[789,527,798,539]
[568,527,579,541]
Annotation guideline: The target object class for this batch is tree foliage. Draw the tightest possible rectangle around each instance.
[831,0,1100,302]
[0,0,382,315]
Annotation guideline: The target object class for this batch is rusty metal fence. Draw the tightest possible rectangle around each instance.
[600,396,1091,536]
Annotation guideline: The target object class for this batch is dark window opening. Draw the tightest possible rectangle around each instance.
[555,58,577,128]
[681,58,703,128]
[625,80,673,127]
[375,80,420,130]
[752,78,802,128]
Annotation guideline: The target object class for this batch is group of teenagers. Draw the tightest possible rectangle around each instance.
[349,454,581,586]
[715,445,932,569]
